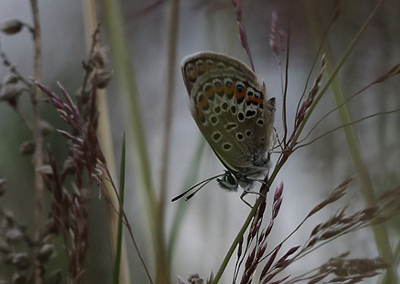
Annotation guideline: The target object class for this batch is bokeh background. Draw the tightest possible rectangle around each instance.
[0,0,399,283]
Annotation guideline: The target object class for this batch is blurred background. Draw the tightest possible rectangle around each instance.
[0,0,399,283]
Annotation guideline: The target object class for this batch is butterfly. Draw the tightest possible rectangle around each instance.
[172,52,276,204]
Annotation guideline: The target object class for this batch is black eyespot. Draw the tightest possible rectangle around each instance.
[246,110,256,117]
[231,106,237,114]
[212,132,221,141]
[214,81,221,87]
[247,91,254,97]
[236,133,244,141]
[254,93,262,99]
[223,143,232,150]
[198,94,205,102]
[225,81,233,87]
[246,130,252,137]
[206,60,214,66]
[257,119,264,125]
[217,63,225,69]
[210,116,218,124]
[214,106,221,114]
[238,112,245,121]
[225,123,237,130]
[236,84,244,92]
[204,84,212,92]
[222,102,228,110]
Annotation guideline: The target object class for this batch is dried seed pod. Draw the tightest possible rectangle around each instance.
[0,84,24,105]
[91,47,109,68]
[2,210,15,227]
[0,179,7,197]
[36,165,54,177]
[12,253,30,270]
[47,269,62,284]
[43,218,59,236]
[0,20,24,35]
[3,74,19,85]
[19,141,35,156]
[42,234,57,244]
[5,228,23,244]
[62,158,75,176]
[95,70,113,89]
[37,244,54,263]
[40,120,54,136]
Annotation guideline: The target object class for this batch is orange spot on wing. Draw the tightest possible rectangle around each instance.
[205,87,215,98]
[248,97,263,105]
[197,65,206,74]
[215,85,224,93]
[206,63,216,70]
[225,85,234,95]
[235,87,246,99]
[198,98,209,108]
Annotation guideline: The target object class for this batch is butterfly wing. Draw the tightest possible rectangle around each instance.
[181,52,275,178]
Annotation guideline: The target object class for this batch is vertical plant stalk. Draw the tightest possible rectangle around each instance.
[99,0,160,282]
[303,1,397,283]
[30,1,44,283]
[82,0,131,283]
[156,0,180,282]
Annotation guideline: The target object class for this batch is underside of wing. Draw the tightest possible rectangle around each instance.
[189,69,274,173]
[181,52,259,95]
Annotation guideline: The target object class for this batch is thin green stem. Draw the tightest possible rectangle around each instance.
[155,0,181,282]
[113,134,126,284]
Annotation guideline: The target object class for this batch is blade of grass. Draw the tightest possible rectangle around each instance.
[303,1,397,284]
[114,133,126,284]
[156,0,181,282]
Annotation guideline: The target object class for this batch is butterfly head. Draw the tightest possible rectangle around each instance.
[217,171,239,191]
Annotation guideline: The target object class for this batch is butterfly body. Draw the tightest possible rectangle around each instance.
[180,52,275,197]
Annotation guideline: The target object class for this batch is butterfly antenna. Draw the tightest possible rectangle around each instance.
[171,173,225,202]
[185,179,213,201]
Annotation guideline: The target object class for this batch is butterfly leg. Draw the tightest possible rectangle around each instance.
[240,191,254,208]
[240,190,266,208]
